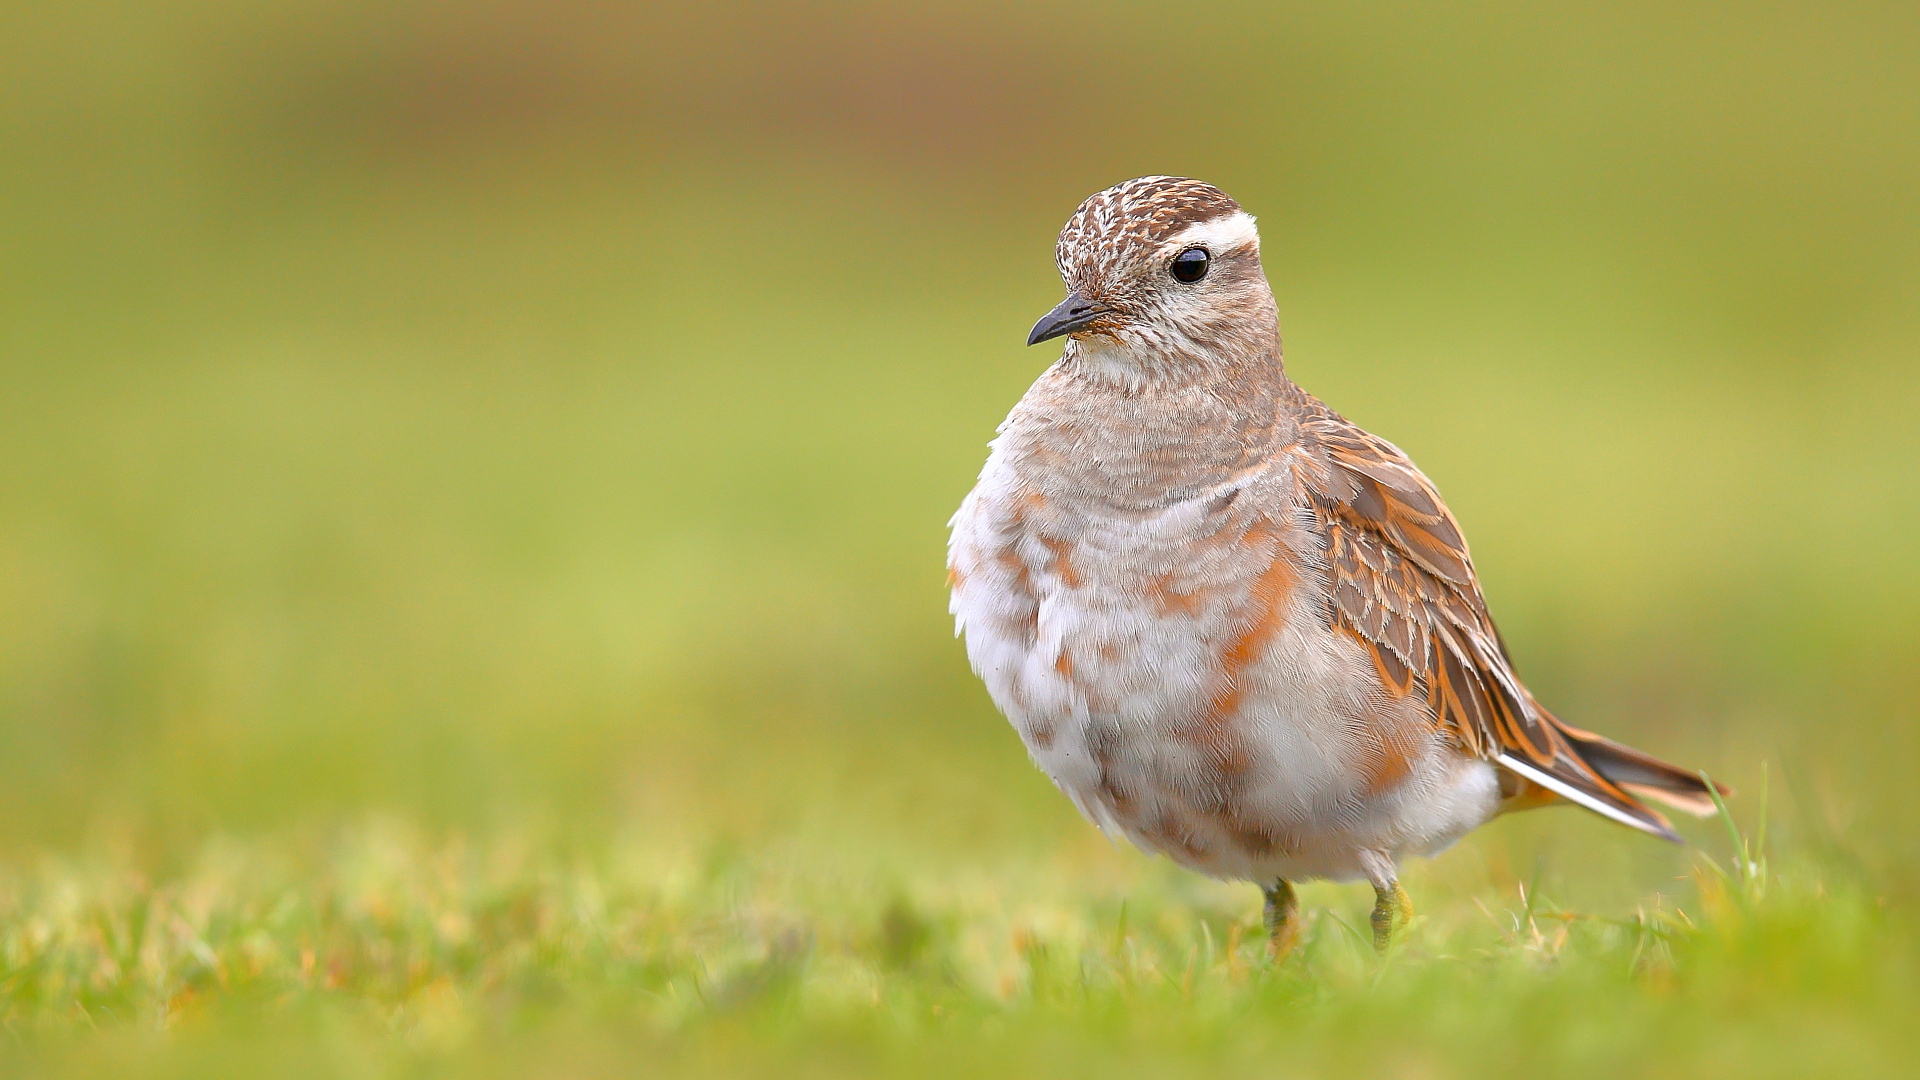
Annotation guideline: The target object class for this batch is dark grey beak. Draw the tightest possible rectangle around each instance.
[1026,293,1106,346]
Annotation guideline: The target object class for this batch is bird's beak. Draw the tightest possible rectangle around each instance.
[1026,292,1107,346]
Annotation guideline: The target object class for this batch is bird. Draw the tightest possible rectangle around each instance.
[946,176,1725,958]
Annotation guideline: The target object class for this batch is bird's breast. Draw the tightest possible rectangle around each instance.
[949,443,1492,882]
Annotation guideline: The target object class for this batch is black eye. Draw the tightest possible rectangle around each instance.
[1170,247,1210,283]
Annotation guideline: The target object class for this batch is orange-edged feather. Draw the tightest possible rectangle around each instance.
[1546,712,1729,817]
[1295,394,1719,843]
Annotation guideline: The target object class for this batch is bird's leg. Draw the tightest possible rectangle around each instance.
[1262,879,1301,962]
[1369,881,1413,952]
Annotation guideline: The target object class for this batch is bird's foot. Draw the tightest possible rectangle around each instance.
[1370,881,1413,952]
[1263,879,1301,962]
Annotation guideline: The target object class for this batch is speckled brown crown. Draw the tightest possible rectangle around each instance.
[1055,177,1243,277]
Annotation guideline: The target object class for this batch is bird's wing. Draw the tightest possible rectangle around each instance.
[1293,398,1689,840]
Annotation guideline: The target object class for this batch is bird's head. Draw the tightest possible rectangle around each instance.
[1028,177,1279,385]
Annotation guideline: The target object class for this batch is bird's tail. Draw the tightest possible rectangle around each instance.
[1494,706,1728,843]
[1548,714,1728,818]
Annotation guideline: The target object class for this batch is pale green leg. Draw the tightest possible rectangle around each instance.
[1263,879,1301,961]
[1370,881,1413,952]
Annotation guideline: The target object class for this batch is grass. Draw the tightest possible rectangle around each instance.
[0,804,1910,1078]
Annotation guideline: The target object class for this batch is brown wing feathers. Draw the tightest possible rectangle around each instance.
[1300,401,1720,840]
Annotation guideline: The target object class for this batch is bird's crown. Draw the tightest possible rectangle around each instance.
[1055,176,1242,277]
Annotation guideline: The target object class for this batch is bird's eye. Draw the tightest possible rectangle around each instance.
[1170,247,1210,283]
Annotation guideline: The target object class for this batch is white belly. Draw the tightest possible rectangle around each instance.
[948,462,1500,885]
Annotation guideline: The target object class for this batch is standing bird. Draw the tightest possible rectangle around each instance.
[947,177,1724,957]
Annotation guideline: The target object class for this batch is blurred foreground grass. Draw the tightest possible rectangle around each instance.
[2,813,1913,1078]
[2,0,1918,1074]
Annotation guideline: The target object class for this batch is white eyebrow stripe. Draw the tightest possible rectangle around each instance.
[1165,211,1260,256]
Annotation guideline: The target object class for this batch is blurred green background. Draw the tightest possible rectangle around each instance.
[1,0,1916,907]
